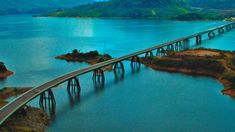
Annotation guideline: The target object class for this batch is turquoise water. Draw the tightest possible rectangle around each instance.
[0,15,235,131]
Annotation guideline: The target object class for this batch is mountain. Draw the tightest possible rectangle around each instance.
[0,0,94,15]
[47,0,190,19]
[189,0,235,10]
[188,0,235,20]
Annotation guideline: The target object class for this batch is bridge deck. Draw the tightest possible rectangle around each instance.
[0,22,235,125]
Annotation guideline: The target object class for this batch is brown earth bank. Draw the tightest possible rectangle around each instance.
[0,87,49,132]
[0,62,13,78]
[140,48,235,97]
[56,49,113,70]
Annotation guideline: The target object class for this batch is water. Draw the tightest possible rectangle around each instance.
[0,15,235,132]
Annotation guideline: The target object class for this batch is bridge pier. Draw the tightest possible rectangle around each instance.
[232,23,235,28]
[174,41,183,51]
[166,44,174,51]
[114,61,125,72]
[208,31,215,39]
[196,35,202,45]
[183,39,190,50]
[145,51,153,58]
[67,77,81,94]
[218,27,225,34]
[156,47,166,56]
[226,25,232,31]
[131,56,141,69]
[39,89,56,108]
[93,69,105,83]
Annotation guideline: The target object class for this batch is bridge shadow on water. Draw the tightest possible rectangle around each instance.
[44,64,141,120]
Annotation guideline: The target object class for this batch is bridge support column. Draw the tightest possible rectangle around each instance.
[67,77,81,94]
[157,47,166,56]
[113,62,125,83]
[175,41,182,51]
[196,35,202,45]
[232,23,235,29]
[114,61,124,72]
[145,51,153,58]
[183,39,190,50]
[166,44,174,51]
[131,56,140,69]
[208,31,215,39]
[93,69,105,83]
[39,89,56,108]
[218,28,225,34]
[226,25,232,31]
[156,48,161,56]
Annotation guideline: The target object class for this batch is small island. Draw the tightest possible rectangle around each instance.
[0,87,49,131]
[56,50,113,70]
[0,62,13,78]
[56,50,112,64]
[141,48,235,97]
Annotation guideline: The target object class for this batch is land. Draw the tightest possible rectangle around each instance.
[225,17,235,22]
[0,0,94,15]
[0,62,13,79]
[141,48,235,97]
[56,50,113,70]
[0,87,49,132]
[45,0,235,20]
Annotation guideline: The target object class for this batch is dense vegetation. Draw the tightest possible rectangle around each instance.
[47,0,190,19]
[45,0,235,20]
[64,50,112,63]
[68,50,100,59]
[189,0,235,9]
[0,0,94,14]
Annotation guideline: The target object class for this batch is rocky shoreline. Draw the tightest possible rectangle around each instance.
[0,62,13,78]
[0,87,49,132]
[141,48,235,97]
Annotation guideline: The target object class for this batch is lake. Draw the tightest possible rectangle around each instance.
[0,15,235,132]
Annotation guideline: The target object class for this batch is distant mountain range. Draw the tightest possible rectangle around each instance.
[1,0,235,20]
[45,0,235,20]
[0,0,94,15]
[47,0,191,19]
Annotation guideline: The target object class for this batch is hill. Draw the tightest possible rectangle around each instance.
[0,0,94,15]
[47,0,190,19]
[189,0,235,10]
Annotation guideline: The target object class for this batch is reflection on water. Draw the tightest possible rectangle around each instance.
[1,15,235,131]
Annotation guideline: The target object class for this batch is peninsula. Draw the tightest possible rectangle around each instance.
[0,62,13,78]
[141,48,235,97]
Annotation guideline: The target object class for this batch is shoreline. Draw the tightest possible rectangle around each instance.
[0,70,13,79]
[141,48,235,97]
[143,63,233,95]
[35,15,225,21]
[0,87,49,131]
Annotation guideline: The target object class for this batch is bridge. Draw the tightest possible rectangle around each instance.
[0,22,235,125]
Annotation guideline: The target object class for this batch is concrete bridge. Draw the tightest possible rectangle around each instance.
[0,22,235,125]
